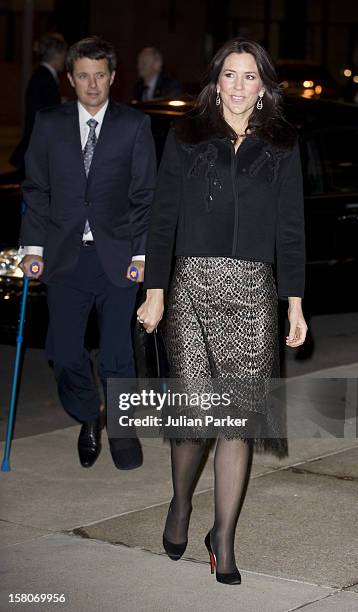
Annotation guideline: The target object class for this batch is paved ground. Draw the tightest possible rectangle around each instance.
[1,422,358,611]
[0,313,357,611]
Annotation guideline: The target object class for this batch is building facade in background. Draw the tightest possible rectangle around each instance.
[1,0,358,125]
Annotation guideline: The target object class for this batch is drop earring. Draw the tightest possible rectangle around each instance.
[216,91,221,106]
[256,93,263,110]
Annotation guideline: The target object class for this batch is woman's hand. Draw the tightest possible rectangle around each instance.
[286,297,308,348]
[137,289,164,334]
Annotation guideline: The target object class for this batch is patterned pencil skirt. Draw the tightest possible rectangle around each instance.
[163,257,288,458]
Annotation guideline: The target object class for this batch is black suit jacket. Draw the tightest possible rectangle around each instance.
[133,73,182,101]
[144,124,305,298]
[10,65,61,170]
[20,99,157,288]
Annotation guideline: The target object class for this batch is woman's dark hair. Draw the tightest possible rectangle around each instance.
[176,37,295,147]
[66,36,117,74]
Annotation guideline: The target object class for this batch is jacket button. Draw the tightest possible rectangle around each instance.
[85,201,91,207]
[242,168,247,173]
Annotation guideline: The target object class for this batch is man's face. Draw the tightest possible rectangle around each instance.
[137,49,161,81]
[67,57,115,114]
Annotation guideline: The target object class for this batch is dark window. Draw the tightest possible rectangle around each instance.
[301,127,358,196]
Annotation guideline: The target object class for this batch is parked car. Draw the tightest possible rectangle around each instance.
[0,95,357,347]
[276,61,340,100]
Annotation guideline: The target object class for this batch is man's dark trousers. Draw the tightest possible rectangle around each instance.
[46,244,138,423]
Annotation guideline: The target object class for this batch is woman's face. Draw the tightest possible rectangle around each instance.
[217,52,265,125]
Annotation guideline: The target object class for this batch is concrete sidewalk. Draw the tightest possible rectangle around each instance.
[1,363,358,612]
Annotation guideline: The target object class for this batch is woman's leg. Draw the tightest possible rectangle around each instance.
[163,259,212,545]
[211,436,253,573]
[164,440,208,543]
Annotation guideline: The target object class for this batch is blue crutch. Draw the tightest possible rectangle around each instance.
[1,261,40,472]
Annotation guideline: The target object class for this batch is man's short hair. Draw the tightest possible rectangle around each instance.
[66,36,117,74]
[37,33,67,62]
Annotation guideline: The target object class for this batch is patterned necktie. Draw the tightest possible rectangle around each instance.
[82,118,98,236]
[83,118,98,176]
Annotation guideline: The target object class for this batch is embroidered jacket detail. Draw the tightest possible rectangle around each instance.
[187,144,222,211]
[248,147,288,183]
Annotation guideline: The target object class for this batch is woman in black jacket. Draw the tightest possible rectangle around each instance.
[138,38,307,585]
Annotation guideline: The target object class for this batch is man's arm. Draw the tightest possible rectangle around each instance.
[128,114,157,258]
[18,111,50,278]
[20,111,51,248]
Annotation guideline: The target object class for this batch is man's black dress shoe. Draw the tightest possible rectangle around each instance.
[108,437,143,470]
[78,417,102,468]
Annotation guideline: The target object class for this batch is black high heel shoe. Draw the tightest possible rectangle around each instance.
[204,531,241,585]
[162,501,191,561]
[162,534,188,561]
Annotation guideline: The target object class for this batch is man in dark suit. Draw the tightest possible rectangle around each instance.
[133,47,182,101]
[10,33,67,172]
[19,37,157,470]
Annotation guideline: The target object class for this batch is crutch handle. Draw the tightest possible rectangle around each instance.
[29,261,40,275]
[129,265,139,281]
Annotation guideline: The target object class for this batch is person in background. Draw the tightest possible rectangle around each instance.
[133,46,182,101]
[10,33,67,173]
[19,36,157,471]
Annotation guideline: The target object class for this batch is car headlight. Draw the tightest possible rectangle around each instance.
[0,248,23,278]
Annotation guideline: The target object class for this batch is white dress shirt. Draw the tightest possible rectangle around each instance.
[79,99,108,242]
[143,75,157,100]
[20,99,144,262]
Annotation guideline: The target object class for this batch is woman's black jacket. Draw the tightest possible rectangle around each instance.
[143,121,305,299]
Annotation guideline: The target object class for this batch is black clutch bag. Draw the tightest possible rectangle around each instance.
[133,321,169,378]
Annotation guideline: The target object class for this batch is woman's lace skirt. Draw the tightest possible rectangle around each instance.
[163,257,288,458]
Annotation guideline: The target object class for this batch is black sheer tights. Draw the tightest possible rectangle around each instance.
[163,437,253,573]
[163,440,208,544]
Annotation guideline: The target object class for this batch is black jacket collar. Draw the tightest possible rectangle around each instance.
[173,113,294,157]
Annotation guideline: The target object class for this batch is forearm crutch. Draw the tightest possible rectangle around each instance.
[1,262,40,472]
